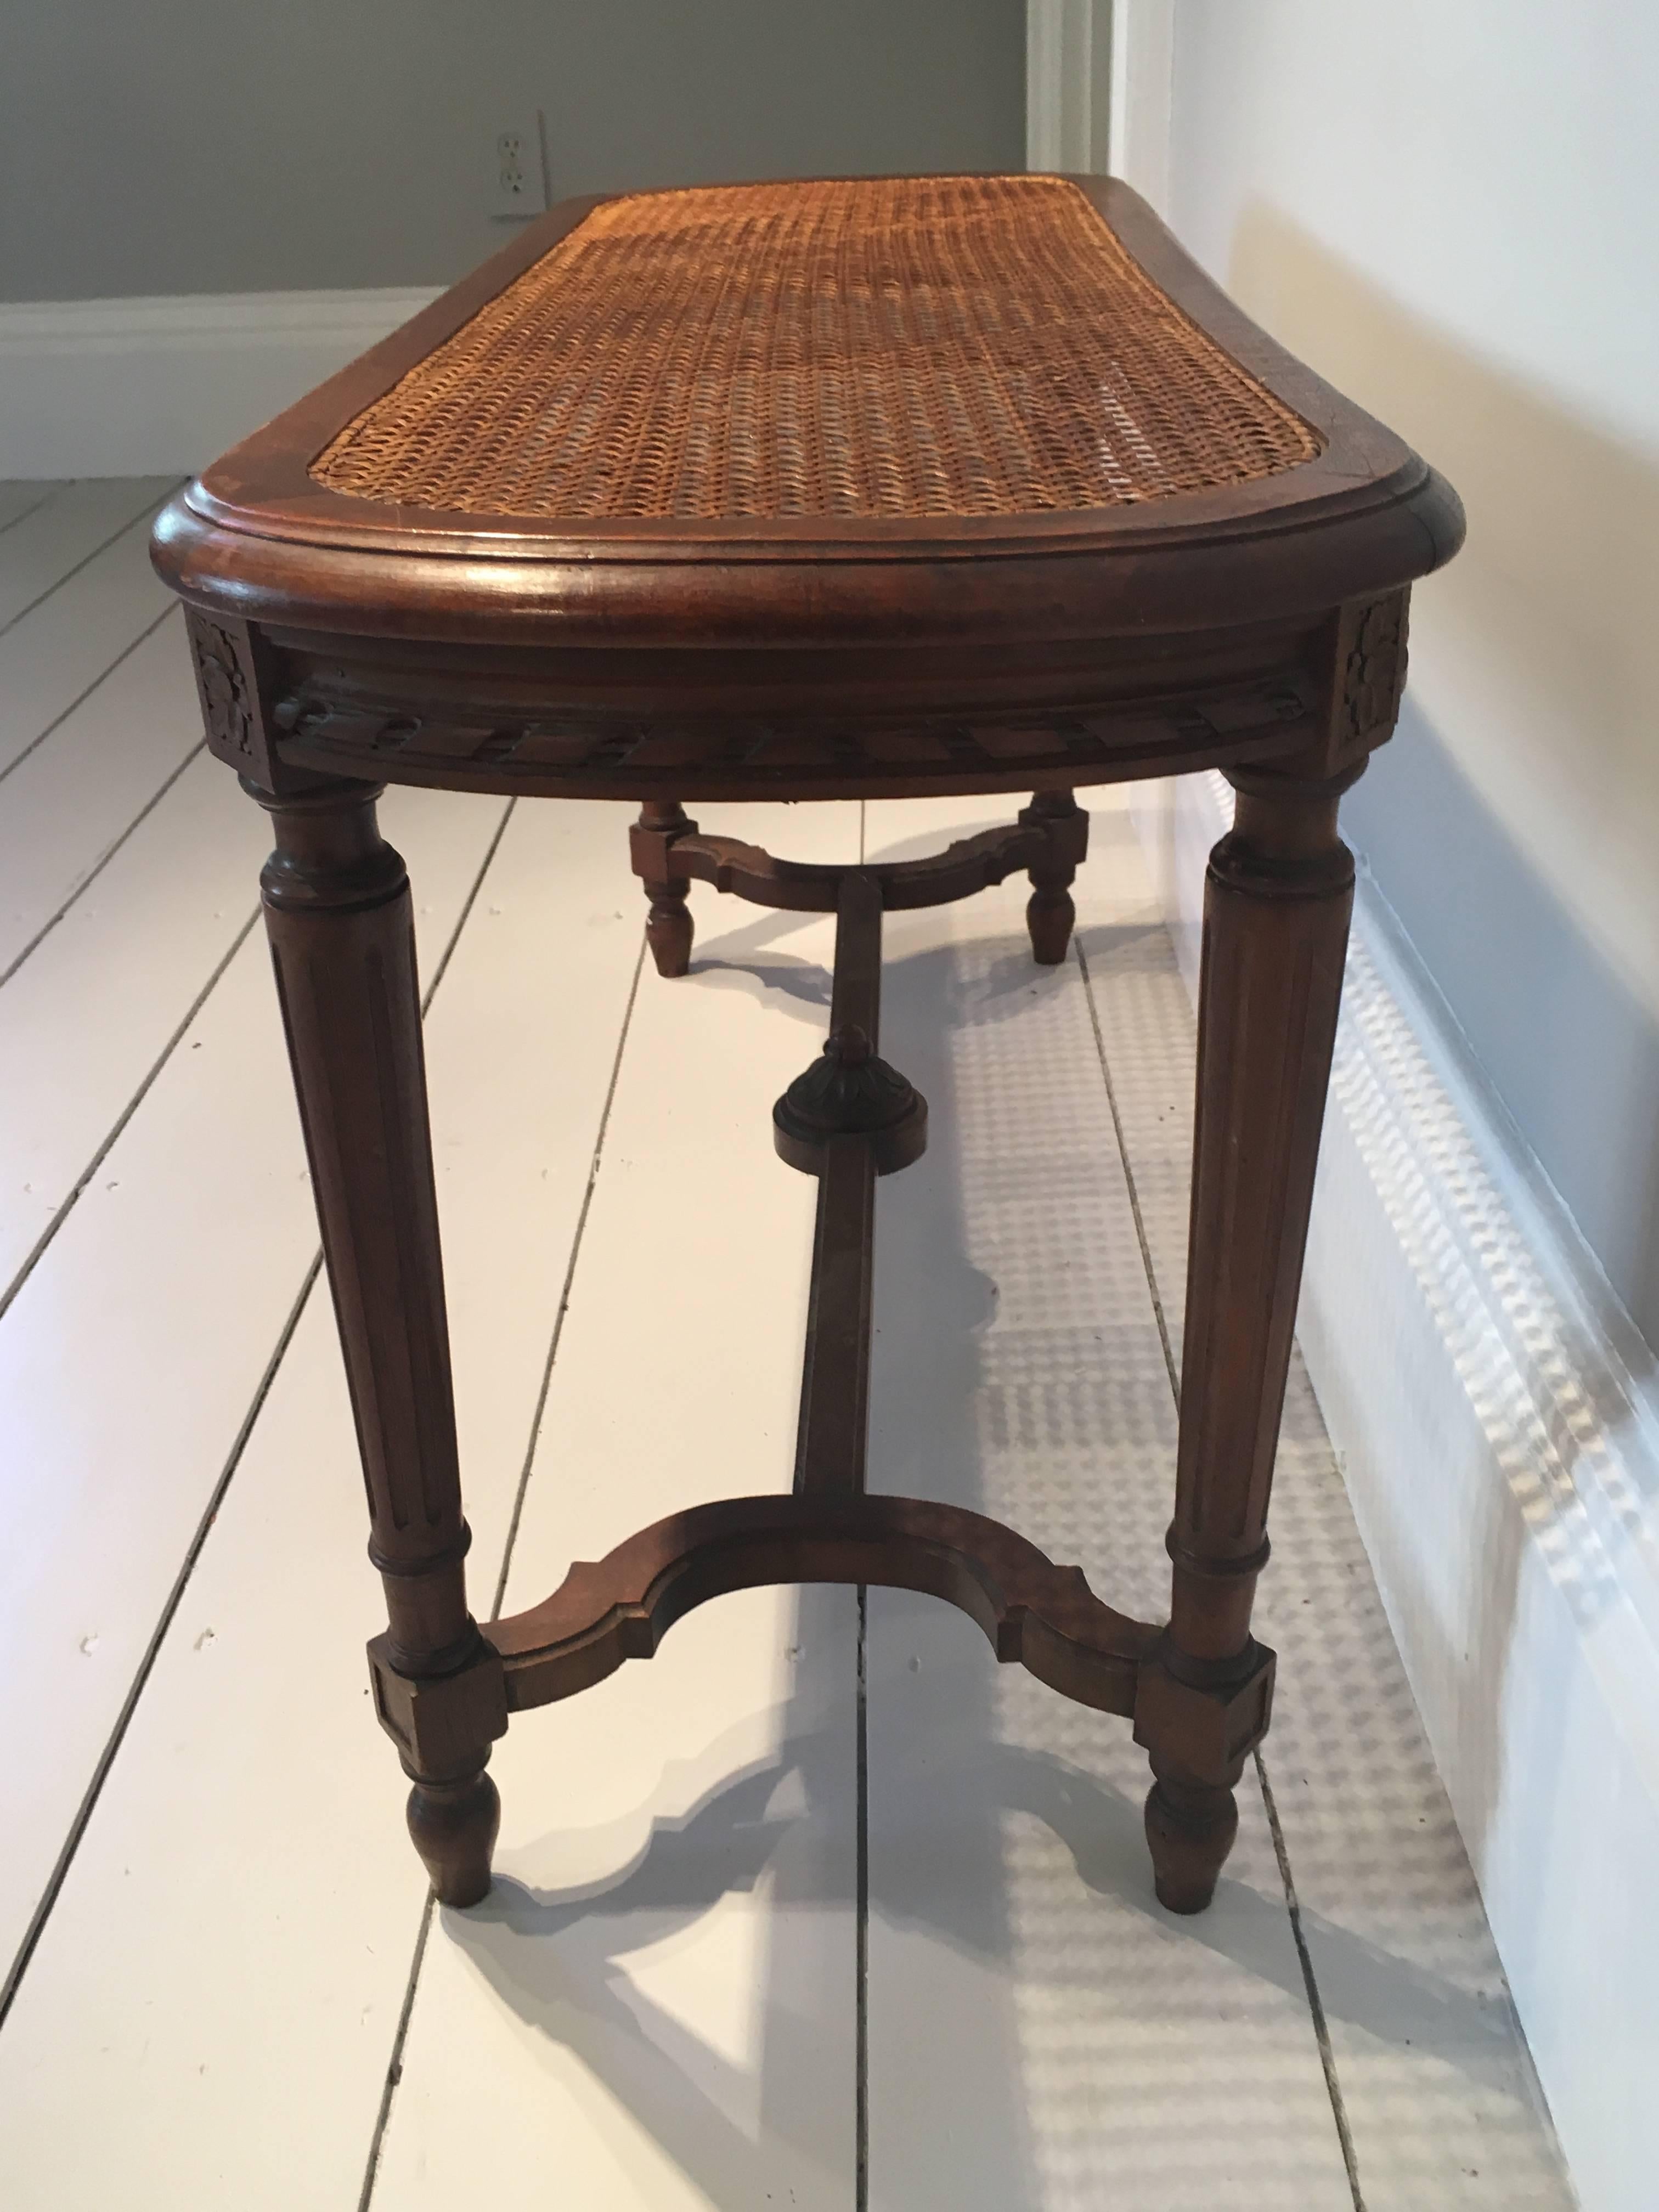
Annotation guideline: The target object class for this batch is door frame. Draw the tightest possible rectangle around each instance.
[1026,0,1172,210]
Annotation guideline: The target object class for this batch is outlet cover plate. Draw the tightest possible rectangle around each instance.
[488,112,549,220]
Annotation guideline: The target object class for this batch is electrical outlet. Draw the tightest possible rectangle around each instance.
[487,112,549,219]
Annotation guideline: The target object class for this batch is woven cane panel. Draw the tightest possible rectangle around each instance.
[309,176,1322,522]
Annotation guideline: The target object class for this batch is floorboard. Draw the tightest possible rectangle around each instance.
[0,751,264,1298]
[0,612,202,978]
[0,478,175,635]
[0,501,174,779]
[0,482,68,537]
[0,786,506,1985]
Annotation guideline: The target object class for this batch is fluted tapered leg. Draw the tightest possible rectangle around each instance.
[1135,765,1358,1912]
[255,775,504,1905]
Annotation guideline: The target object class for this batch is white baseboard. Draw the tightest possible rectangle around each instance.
[1132,771,1659,2212]
[0,288,442,478]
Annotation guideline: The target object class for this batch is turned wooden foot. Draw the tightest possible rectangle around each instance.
[1025,884,1075,965]
[408,1765,501,1908]
[1144,1774,1240,1915]
[646,890,693,977]
[632,799,696,976]
[1018,789,1084,964]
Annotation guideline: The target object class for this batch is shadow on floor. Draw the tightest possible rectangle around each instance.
[448,1693,1526,2212]
[437,836,1528,2203]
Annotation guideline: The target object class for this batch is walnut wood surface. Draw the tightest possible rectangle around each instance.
[153,179,1458,589]
[152,176,1460,811]
[632,798,695,976]
[157,173,1466,1926]
[771,875,928,1179]
[1020,788,1085,963]
[485,1494,1156,1718]
[1137,760,1357,1912]
[251,648,1331,804]
[258,781,502,1905]
[647,812,1088,913]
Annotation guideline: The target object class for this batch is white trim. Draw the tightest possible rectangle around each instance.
[1027,0,1064,170]
[1132,772,1659,2212]
[0,288,441,478]
[1105,0,1174,213]
[1027,1,1112,173]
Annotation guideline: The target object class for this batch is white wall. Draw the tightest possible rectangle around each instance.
[1166,0,1659,1352]
[1138,10,1659,2210]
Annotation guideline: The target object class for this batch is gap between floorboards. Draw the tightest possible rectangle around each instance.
[1074,930,1368,2212]
[0,798,517,2031]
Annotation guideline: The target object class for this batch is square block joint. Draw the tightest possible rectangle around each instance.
[1132,1637,1276,1783]
[367,1633,510,1776]
[629,812,699,887]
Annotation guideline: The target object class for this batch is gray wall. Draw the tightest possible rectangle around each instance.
[1,1,1026,300]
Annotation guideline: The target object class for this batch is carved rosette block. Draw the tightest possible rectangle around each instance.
[190,618,255,757]
[185,606,291,790]
[1330,588,1409,771]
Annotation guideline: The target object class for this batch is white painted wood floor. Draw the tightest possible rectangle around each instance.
[0,482,1577,2210]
